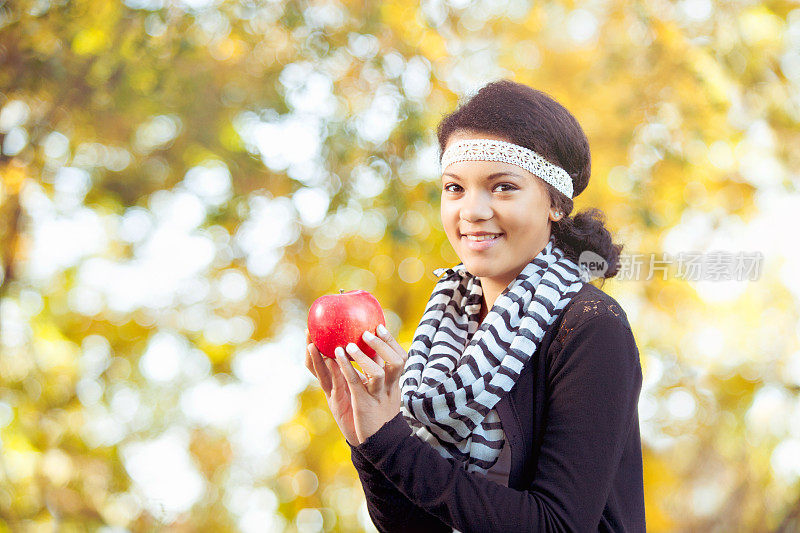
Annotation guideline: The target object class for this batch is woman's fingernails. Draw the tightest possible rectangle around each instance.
[335,346,345,359]
[345,342,358,354]
[377,324,388,336]
[363,330,375,341]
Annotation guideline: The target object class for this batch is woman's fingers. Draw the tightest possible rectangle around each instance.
[344,342,385,385]
[305,328,318,377]
[327,353,366,388]
[304,344,316,377]
[361,328,406,385]
[323,357,341,389]
[308,343,334,394]
[307,327,336,393]
[359,330,397,367]
[335,346,373,388]
[305,329,315,376]
[375,325,408,363]
[334,347,360,385]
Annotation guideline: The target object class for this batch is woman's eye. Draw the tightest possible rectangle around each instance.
[443,183,517,192]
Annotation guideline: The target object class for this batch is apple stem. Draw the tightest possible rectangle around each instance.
[339,289,344,294]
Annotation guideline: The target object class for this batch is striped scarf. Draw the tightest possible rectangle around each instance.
[400,235,585,475]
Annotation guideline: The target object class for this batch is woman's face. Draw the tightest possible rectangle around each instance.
[440,130,555,289]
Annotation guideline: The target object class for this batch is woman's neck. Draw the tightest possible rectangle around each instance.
[478,283,504,324]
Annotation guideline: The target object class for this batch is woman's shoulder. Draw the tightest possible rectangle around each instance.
[552,283,633,348]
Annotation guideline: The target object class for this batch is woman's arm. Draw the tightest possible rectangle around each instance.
[352,310,643,533]
[349,442,451,533]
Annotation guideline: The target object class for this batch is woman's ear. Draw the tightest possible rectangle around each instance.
[549,209,563,222]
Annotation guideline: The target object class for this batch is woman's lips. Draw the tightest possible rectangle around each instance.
[461,233,504,251]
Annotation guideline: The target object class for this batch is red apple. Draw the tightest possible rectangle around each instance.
[308,289,386,360]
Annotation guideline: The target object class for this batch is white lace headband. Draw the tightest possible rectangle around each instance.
[440,139,574,198]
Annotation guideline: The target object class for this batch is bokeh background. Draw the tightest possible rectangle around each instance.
[2,0,800,531]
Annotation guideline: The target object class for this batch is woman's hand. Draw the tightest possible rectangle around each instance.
[333,324,409,444]
[305,328,364,447]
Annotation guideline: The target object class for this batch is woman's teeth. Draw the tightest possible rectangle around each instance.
[465,234,502,241]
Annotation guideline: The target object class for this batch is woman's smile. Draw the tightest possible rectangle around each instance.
[461,232,505,251]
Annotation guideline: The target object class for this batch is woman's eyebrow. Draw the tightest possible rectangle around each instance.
[442,171,524,180]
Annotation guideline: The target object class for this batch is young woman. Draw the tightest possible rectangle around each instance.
[305,79,645,532]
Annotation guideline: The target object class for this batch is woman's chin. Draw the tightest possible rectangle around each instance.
[459,259,495,277]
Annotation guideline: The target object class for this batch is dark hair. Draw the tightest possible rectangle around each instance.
[436,79,623,281]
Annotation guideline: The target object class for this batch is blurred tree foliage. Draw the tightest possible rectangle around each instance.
[1,0,800,531]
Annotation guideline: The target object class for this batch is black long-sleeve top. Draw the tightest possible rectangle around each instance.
[348,282,646,532]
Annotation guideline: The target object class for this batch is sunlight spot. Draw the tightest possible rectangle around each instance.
[566,9,598,45]
[402,56,431,100]
[359,210,386,243]
[353,84,401,145]
[680,0,712,22]
[234,110,325,187]
[54,166,91,209]
[235,194,298,277]
[401,141,439,186]
[3,127,28,156]
[746,384,791,438]
[292,187,330,226]
[118,207,153,243]
[784,350,800,387]
[110,385,141,424]
[280,62,337,118]
[296,507,324,533]
[690,479,725,517]
[771,438,800,483]
[638,393,658,422]
[42,131,70,160]
[82,405,126,447]
[666,389,696,420]
[179,0,216,12]
[183,161,232,207]
[293,470,319,498]
[0,100,30,132]
[133,114,182,153]
[303,2,346,29]
[351,164,386,199]
[139,331,188,383]
[230,325,311,458]
[0,299,28,348]
[121,428,205,522]
[181,377,243,430]
[234,487,282,533]
[218,269,249,301]
[149,189,206,230]
[693,325,725,363]
[398,257,425,284]
[347,32,379,60]
[22,182,107,282]
[0,401,13,428]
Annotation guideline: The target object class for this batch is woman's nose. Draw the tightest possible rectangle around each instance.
[460,190,493,221]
